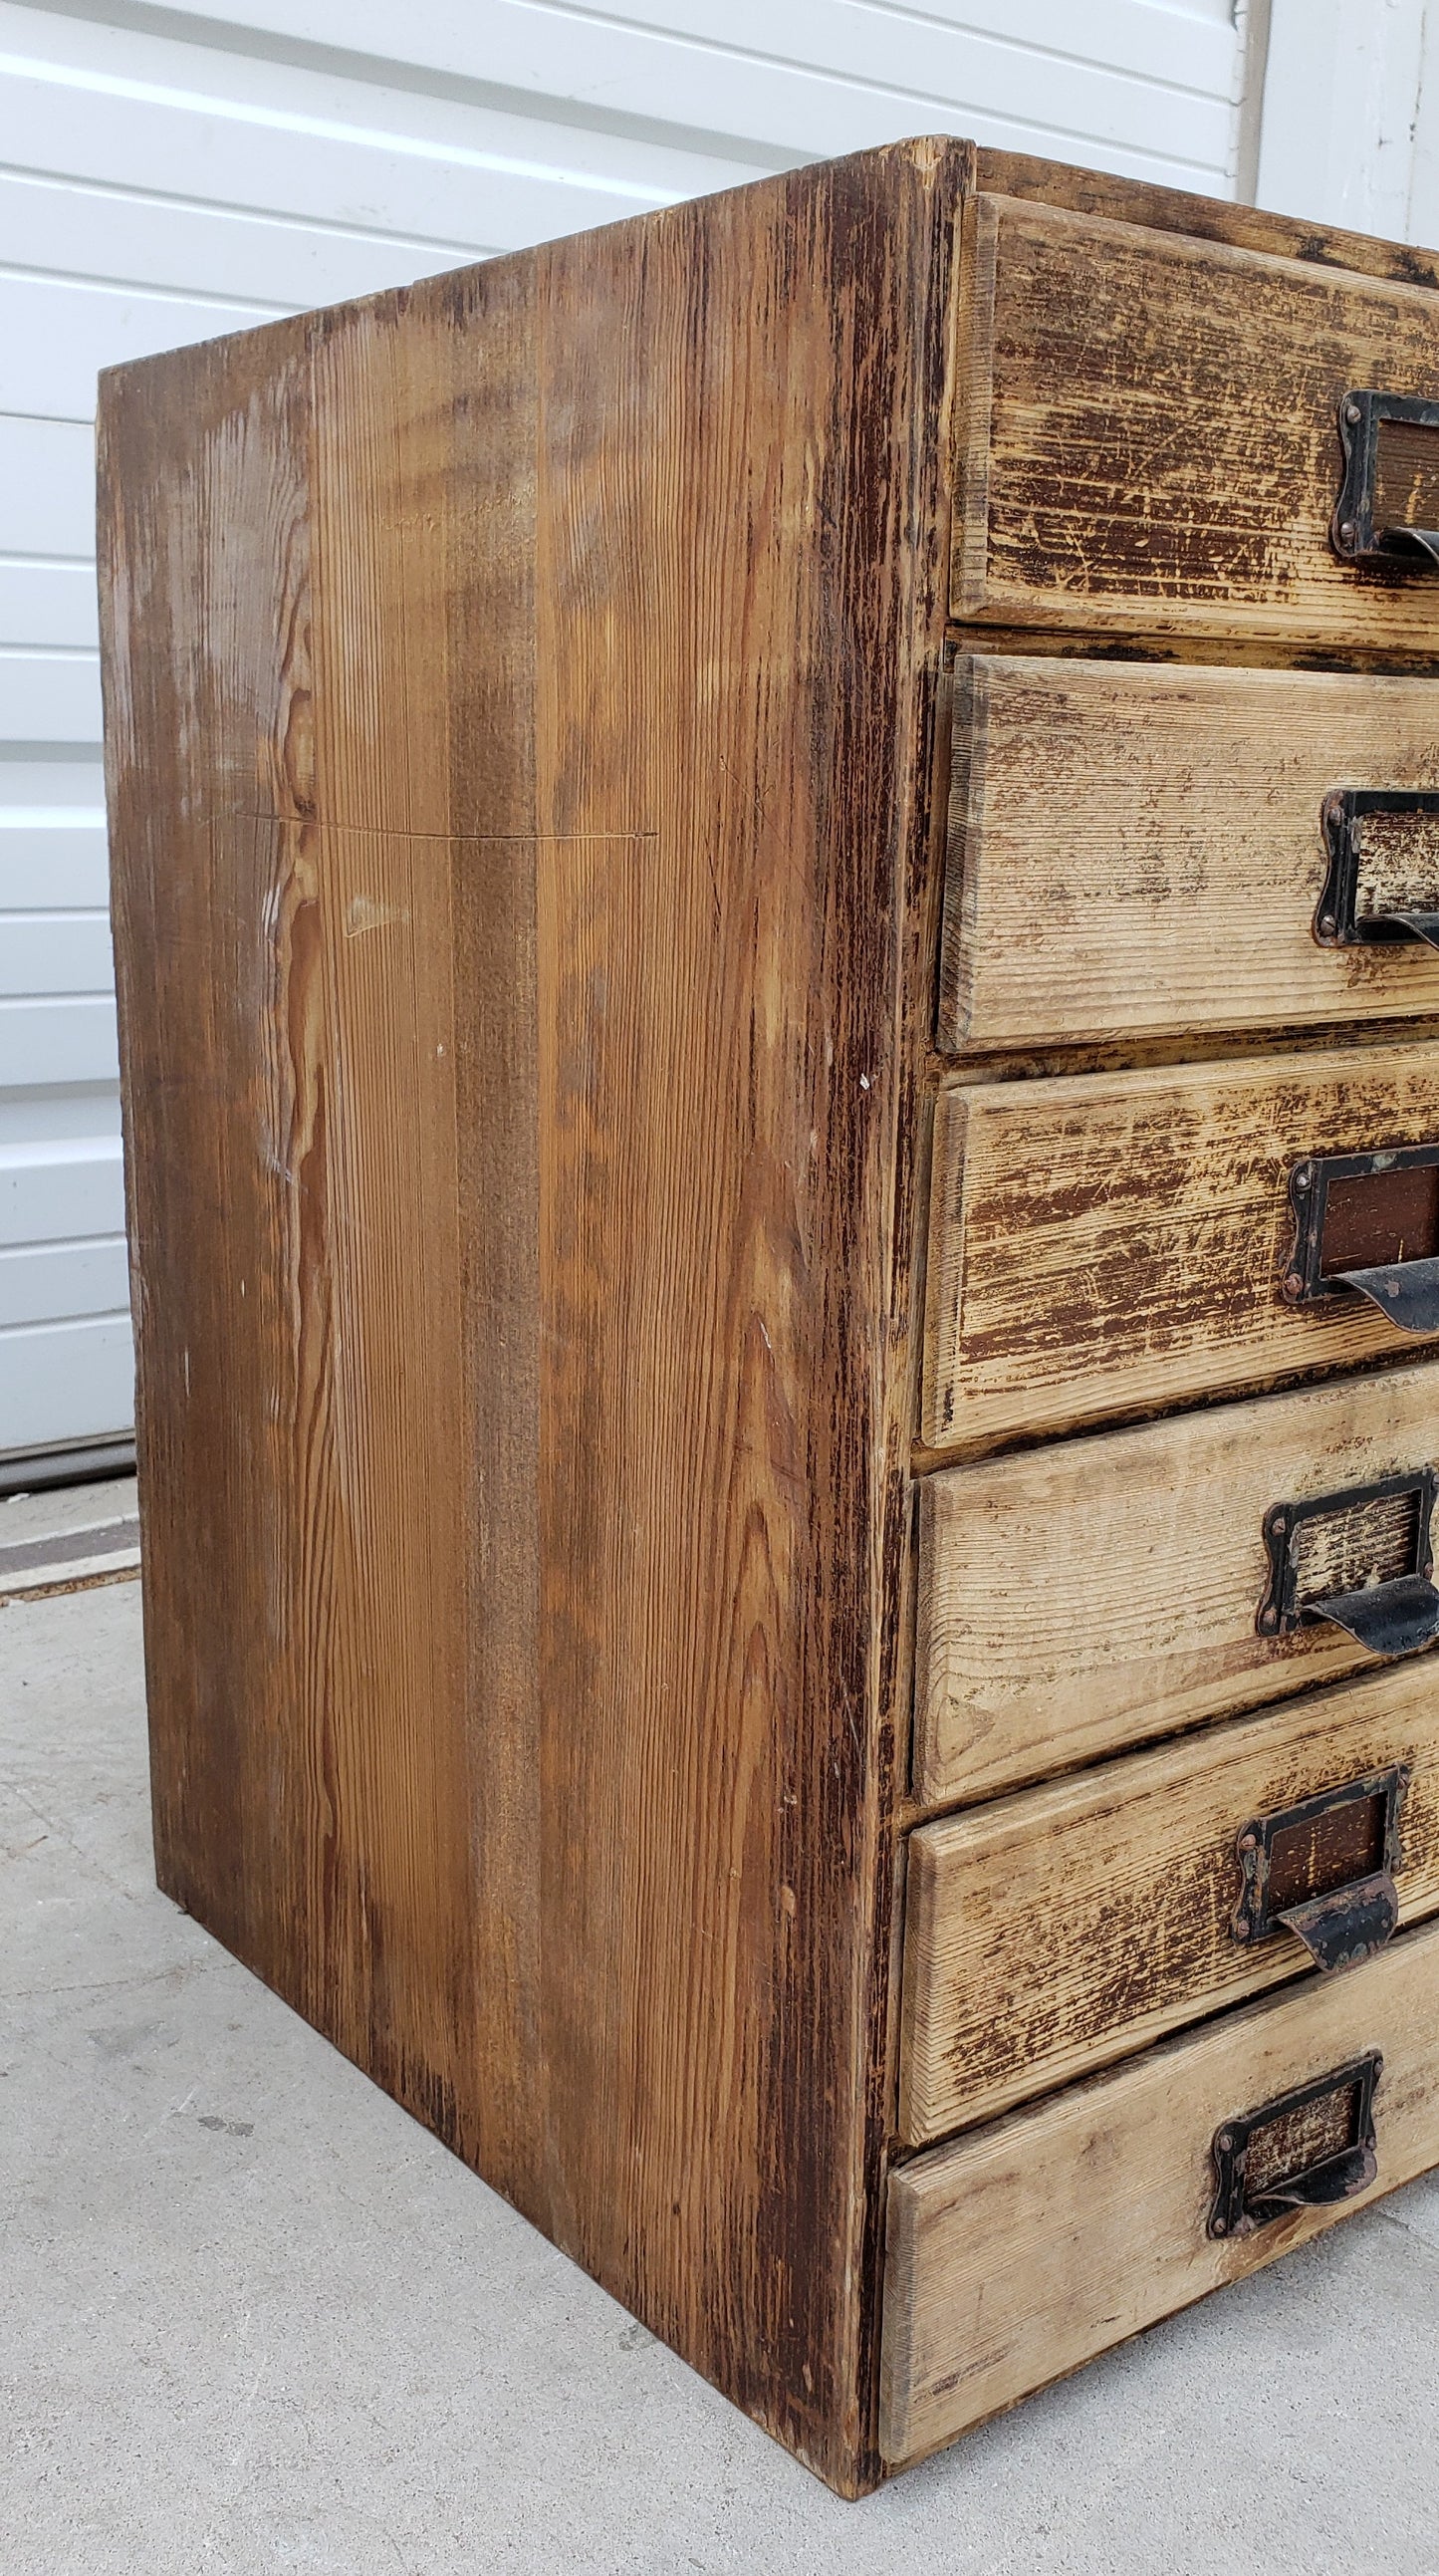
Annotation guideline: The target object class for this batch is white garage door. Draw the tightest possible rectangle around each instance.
[2,0,1251,1468]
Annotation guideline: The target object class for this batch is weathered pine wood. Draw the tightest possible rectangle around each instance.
[973,144,1439,295]
[98,138,970,2497]
[953,194,1439,650]
[882,1912,1439,2463]
[922,1041,1439,1456]
[914,1359,1439,1805]
[900,1657,1439,2143]
[940,657,1439,1051]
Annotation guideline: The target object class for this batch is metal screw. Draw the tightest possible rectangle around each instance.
[1217,2132,1234,2152]
[1294,1167,1311,1192]
[1285,1269,1305,1297]
[1212,2218,1228,2236]
[1319,914,1337,938]
[1239,1832,1259,1854]
[1340,520,1357,545]
[1345,401,1362,426]
[1234,1919,1251,1939]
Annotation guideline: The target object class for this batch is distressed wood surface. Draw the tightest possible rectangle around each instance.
[914,1359,1439,1805]
[973,144,1439,295]
[900,1657,1439,2144]
[953,194,1439,650]
[881,1911,1439,2463]
[98,138,969,2497]
[922,1041,1439,1456]
[940,656,1439,1051]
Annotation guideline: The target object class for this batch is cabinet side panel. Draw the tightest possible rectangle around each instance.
[99,136,967,2493]
[525,142,963,2487]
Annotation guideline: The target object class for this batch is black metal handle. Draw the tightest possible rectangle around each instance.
[1329,1255,1439,1332]
[1284,1148,1439,1334]
[1317,790,1439,949]
[1333,389,1439,568]
[1232,1765,1408,1974]
[1210,2053,1382,2239]
[1307,1567,1439,1658]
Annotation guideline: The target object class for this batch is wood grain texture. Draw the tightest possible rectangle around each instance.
[940,656,1439,1051]
[973,144,1439,294]
[914,1359,1439,1805]
[954,194,1439,649]
[900,1658,1439,2143]
[922,1041,1439,1456]
[881,1911,1439,2463]
[98,138,969,2495]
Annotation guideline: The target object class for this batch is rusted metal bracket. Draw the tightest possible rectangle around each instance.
[1257,1466,1439,1659]
[1316,789,1439,949]
[1283,1145,1439,1333]
[1209,2053,1382,2239]
[1332,389,1439,567]
[1231,1766,1409,1974]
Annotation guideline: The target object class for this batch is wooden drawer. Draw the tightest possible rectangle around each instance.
[922,1042,1439,1456]
[956,194,1439,650]
[882,1913,1439,2465]
[915,1360,1439,1806]
[940,657,1439,1052]
[900,1658,1439,2145]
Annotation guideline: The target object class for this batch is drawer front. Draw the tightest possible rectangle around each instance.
[882,1915,1439,2464]
[955,194,1439,649]
[941,657,1439,1053]
[915,1360,1439,1806]
[900,1658,1439,2145]
[922,1043,1439,1456]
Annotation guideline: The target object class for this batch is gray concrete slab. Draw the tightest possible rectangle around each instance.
[4,1577,1439,2575]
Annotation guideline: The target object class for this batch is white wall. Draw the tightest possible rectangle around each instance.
[0,0,1270,1461]
[1256,0,1430,237]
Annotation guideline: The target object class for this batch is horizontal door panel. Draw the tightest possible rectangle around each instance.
[942,656,1439,1049]
[0,172,476,313]
[916,1361,1439,1804]
[0,825,110,910]
[882,1915,1439,2463]
[0,563,99,651]
[901,1660,1439,2142]
[0,1311,132,1451]
[0,649,103,741]
[0,913,113,997]
[0,996,119,1085]
[0,1236,127,1327]
[923,1043,1439,1455]
[0,416,98,558]
[956,196,1439,650]
[0,1139,124,1246]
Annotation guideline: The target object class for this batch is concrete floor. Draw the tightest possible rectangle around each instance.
[5,1575,1439,2576]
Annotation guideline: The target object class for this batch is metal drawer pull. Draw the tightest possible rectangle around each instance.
[1257,1467,1439,1660]
[1231,1765,1408,1974]
[1317,790,1439,949]
[1332,389,1439,568]
[1209,2053,1381,2239]
[1283,1145,1439,1333]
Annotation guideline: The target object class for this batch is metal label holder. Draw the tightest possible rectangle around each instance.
[1316,788,1439,950]
[1332,389,1439,568]
[1283,1145,1439,1334]
[1257,1466,1439,1659]
[1230,1765,1410,1974]
[1209,2053,1382,2239]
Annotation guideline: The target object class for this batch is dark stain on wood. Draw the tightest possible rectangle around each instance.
[99,138,970,2498]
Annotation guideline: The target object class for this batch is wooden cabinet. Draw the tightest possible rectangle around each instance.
[98,135,1439,2498]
